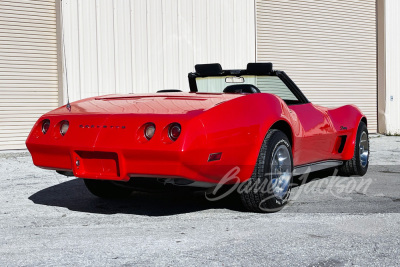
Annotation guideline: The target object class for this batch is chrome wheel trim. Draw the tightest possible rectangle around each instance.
[270,144,292,200]
[359,131,369,168]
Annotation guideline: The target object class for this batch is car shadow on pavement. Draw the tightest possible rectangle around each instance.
[28,170,334,216]
[29,178,246,216]
[29,166,400,215]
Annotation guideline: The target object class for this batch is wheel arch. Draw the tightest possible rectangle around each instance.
[342,114,368,160]
[269,120,293,148]
[361,116,367,127]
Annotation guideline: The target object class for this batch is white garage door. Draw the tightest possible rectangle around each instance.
[0,0,59,150]
[61,0,255,102]
[256,0,377,132]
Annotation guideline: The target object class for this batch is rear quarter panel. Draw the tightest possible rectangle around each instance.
[194,93,295,182]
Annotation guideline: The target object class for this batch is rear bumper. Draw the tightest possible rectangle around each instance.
[27,143,209,183]
[26,142,255,184]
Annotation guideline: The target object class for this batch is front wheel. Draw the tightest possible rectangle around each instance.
[83,179,133,198]
[240,129,293,213]
[339,121,369,176]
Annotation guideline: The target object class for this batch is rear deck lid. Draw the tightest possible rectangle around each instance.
[48,93,244,116]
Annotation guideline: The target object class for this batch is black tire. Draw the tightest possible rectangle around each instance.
[240,129,293,213]
[339,121,369,176]
[83,179,133,198]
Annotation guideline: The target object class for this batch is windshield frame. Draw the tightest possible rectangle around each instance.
[188,69,310,104]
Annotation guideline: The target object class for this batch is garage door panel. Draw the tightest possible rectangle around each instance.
[0,0,58,150]
[256,0,377,132]
[0,143,28,150]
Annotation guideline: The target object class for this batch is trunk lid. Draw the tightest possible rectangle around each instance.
[49,93,244,116]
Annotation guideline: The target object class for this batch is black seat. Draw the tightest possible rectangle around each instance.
[223,84,261,94]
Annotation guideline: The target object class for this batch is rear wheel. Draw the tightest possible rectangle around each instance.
[83,179,133,198]
[240,129,293,213]
[339,121,369,176]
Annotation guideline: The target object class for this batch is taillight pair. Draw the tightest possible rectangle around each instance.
[41,120,69,136]
[143,122,181,142]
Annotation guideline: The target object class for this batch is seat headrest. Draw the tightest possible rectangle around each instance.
[195,63,223,76]
[246,63,273,75]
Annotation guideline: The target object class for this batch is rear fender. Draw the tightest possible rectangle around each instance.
[197,94,293,182]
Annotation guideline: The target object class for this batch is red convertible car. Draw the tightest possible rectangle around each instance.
[26,63,369,212]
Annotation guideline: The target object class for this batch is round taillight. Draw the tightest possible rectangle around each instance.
[144,123,156,140]
[42,120,50,134]
[60,121,69,136]
[168,123,181,141]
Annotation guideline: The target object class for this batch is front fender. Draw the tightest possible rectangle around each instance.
[327,105,366,160]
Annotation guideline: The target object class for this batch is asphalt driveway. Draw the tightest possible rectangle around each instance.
[0,136,399,266]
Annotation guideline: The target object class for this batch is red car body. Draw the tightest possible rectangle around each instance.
[26,64,366,185]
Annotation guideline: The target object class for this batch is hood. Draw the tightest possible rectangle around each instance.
[48,93,244,116]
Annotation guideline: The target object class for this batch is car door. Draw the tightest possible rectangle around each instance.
[289,103,336,166]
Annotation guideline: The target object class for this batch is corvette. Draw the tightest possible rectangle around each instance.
[26,63,369,212]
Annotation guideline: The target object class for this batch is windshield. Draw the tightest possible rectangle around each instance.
[195,75,299,102]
